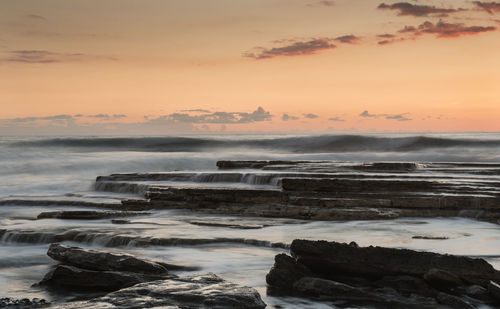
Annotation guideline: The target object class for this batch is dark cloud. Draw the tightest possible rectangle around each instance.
[0,50,117,64]
[282,113,299,121]
[112,114,127,119]
[474,1,500,14]
[334,35,360,44]
[148,107,272,124]
[24,14,46,20]
[378,2,465,17]
[244,38,336,59]
[307,1,334,7]
[328,117,345,122]
[303,113,319,119]
[400,21,497,38]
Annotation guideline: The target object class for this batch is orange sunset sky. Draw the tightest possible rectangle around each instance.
[1,0,499,135]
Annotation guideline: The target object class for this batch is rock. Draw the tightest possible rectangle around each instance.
[465,285,490,301]
[50,273,266,309]
[266,253,311,290]
[47,243,167,274]
[0,298,48,308]
[40,265,163,291]
[290,240,499,285]
[375,275,435,296]
[488,280,500,300]
[424,269,463,291]
[37,211,149,220]
[412,235,449,240]
[436,292,475,309]
[111,219,130,224]
[293,277,383,302]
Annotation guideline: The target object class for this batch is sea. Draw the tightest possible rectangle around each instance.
[1,133,500,308]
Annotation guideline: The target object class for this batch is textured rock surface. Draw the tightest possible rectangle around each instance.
[40,265,163,291]
[266,239,500,308]
[37,211,148,220]
[47,243,168,274]
[51,274,266,309]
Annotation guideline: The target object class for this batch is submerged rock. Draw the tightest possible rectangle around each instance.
[51,273,266,309]
[47,243,168,274]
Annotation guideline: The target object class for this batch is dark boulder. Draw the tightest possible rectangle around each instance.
[40,265,163,291]
[265,253,311,290]
[47,243,167,274]
[290,240,499,285]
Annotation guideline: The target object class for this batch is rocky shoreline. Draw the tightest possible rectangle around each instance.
[1,160,500,308]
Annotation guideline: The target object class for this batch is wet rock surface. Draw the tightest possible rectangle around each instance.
[37,211,149,220]
[50,274,266,309]
[90,160,500,224]
[47,244,168,274]
[0,298,48,308]
[266,239,500,308]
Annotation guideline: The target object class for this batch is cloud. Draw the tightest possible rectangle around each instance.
[8,114,74,123]
[360,111,412,121]
[378,2,465,17]
[180,109,211,113]
[400,21,497,38]
[282,113,299,121]
[148,107,273,124]
[334,35,360,44]
[385,114,411,121]
[88,114,110,120]
[303,113,319,119]
[24,14,46,20]
[244,38,336,59]
[328,117,345,122]
[360,110,378,118]
[474,1,500,14]
[112,114,127,119]
[0,50,117,64]
[307,1,334,7]
[377,34,396,39]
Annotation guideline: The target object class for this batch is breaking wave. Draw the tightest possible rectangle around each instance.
[10,134,500,153]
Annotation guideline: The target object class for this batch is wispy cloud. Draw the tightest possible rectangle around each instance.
[328,117,345,122]
[307,1,334,8]
[360,111,411,121]
[378,2,465,17]
[334,35,360,44]
[401,21,497,38]
[23,14,46,21]
[0,49,117,64]
[473,1,500,14]
[244,38,336,59]
[303,113,319,119]
[282,113,299,121]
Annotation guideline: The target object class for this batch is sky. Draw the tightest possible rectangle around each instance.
[1,0,499,135]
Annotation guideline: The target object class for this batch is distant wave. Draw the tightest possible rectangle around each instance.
[10,135,500,153]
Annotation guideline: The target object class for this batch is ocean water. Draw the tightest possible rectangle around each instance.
[1,133,500,308]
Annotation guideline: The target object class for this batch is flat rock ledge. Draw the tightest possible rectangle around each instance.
[40,244,266,308]
[266,239,500,308]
